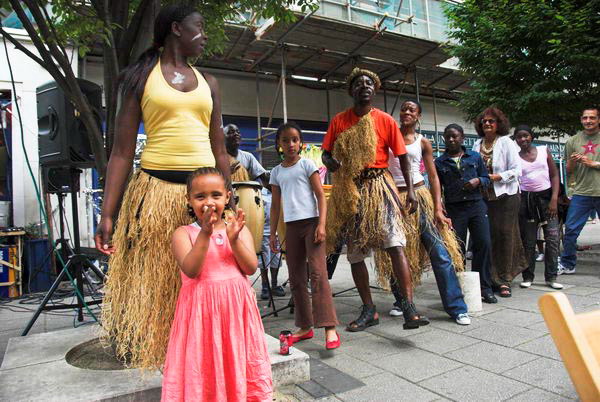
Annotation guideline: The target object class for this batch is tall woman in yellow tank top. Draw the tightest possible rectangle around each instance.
[93,4,230,370]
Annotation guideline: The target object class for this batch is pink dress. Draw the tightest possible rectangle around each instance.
[161,223,273,402]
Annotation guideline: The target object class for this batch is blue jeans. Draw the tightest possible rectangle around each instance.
[445,199,494,294]
[560,195,600,269]
[392,211,468,318]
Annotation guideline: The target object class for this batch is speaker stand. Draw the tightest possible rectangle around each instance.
[22,167,104,336]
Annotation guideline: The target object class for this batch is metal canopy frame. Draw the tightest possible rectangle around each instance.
[200,12,470,160]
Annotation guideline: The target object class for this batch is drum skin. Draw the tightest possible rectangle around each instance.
[232,181,264,251]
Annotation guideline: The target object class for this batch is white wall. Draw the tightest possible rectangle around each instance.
[0,28,96,246]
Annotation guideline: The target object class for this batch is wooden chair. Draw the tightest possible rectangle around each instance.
[538,292,600,401]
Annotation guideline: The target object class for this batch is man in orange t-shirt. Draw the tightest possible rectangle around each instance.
[322,68,428,332]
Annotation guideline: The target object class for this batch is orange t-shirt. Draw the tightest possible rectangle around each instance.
[322,108,406,169]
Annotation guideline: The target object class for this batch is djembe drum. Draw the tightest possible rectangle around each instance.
[232,181,264,251]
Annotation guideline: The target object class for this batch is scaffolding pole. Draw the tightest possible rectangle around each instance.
[383,86,388,113]
[281,47,288,123]
[326,78,331,121]
[256,68,262,163]
[267,75,283,129]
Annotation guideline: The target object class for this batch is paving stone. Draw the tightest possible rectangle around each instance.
[516,334,562,361]
[419,365,531,401]
[402,328,480,354]
[468,301,506,316]
[337,336,411,361]
[309,358,364,395]
[443,342,538,373]
[505,387,575,401]
[298,380,332,399]
[525,321,550,334]
[365,317,434,339]
[552,274,600,289]
[337,372,443,402]
[317,352,384,379]
[462,321,545,347]
[478,308,545,328]
[561,285,600,296]
[503,357,577,399]
[371,348,463,382]
[427,313,490,334]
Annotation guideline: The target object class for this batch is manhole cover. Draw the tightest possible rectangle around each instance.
[66,338,129,370]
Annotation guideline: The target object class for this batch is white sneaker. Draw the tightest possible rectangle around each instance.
[389,306,403,317]
[558,262,576,275]
[546,281,564,289]
[536,253,545,262]
[455,313,471,325]
[520,281,532,288]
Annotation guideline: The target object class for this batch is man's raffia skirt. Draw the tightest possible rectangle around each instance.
[396,185,465,286]
[100,170,193,370]
[328,168,415,287]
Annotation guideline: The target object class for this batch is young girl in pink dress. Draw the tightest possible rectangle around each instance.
[162,167,272,402]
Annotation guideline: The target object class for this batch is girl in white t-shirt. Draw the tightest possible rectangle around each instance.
[269,122,340,350]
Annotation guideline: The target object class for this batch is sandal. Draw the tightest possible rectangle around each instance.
[346,304,379,332]
[399,298,429,330]
[499,285,512,298]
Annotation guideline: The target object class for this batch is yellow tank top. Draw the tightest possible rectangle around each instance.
[140,60,216,170]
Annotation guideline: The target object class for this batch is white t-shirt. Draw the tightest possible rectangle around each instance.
[236,150,267,180]
[270,158,319,223]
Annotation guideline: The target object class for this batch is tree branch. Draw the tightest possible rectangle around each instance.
[20,0,77,88]
[6,0,71,94]
[0,28,45,66]
[120,0,153,67]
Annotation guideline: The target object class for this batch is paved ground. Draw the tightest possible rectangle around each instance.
[258,222,600,401]
[1,221,598,401]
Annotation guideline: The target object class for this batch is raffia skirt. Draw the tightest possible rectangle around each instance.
[486,193,527,286]
[397,185,465,287]
[101,170,193,370]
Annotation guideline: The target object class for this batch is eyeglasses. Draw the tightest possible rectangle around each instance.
[481,119,497,124]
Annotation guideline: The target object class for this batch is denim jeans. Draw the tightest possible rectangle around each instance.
[560,195,600,269]
[392,210,468,318]
[445,199,494,294]
[518,197,559,282]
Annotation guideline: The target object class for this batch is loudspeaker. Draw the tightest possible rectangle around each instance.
[37,79,102,168]
[43,167,80,194]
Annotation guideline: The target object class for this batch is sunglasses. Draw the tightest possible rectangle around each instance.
[481,119,497,124]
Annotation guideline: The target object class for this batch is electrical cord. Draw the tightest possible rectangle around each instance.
[1,23,99,322]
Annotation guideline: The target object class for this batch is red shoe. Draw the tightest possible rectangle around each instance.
[325,332,341,350]
[290,329,314,344]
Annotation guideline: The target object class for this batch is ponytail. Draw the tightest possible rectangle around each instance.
[119,47,161,99]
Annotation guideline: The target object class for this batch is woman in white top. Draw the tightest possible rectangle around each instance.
[387,100,470,325]
[472,107,527,297]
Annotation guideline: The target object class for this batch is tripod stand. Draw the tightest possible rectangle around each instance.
[259,241,294,319]
[22,167,105,336]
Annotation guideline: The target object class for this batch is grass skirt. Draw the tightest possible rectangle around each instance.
[101,170,193,370]
[330,168,413,287]
[397,186,465,286]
